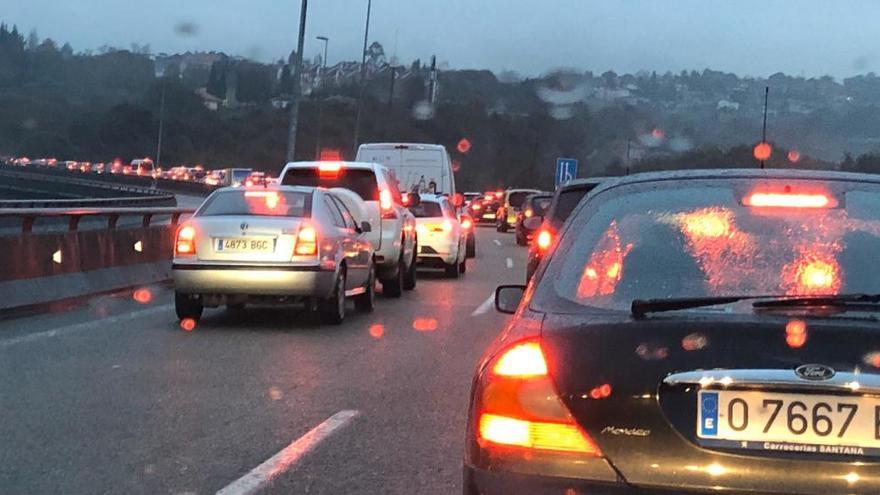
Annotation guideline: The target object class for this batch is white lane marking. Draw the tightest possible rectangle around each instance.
[471,293,496,316]
[493,239,502,246]
[216,410,360,495]
[0,304,173,350]
[506,257,514,269]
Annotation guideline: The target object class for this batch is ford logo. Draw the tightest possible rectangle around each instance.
[795,364,835,381]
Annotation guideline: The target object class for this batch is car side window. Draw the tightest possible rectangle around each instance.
[330,196,358,230]
[323,195,346,228]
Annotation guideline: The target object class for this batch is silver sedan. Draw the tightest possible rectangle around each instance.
[172,185,375,325]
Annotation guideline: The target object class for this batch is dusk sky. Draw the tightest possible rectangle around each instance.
[5,0,880,78]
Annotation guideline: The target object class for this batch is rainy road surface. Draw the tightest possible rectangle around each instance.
[0,227,522,495]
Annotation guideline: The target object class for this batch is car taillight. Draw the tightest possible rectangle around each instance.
[175,226,196,255]
[461,218,473,230]
[294,225,318,256]
[475,340,600,455]
[744,191,835,208]
[379,189,397,219]
[536,229,552,251]
[524,209,533,218]
[472,203,482,211]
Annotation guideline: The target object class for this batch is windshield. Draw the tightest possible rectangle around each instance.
[544,178,880,312]
[282,168,379,201]
[409,201,443,218]
[198,190,309,217]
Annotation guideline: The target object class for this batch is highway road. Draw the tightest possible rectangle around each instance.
[0,227,523,494]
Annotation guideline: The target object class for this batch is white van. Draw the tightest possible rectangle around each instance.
[356,143,456,196]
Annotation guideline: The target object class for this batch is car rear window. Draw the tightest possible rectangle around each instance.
[529,196,553,215]
[508,192,531,208]
[540,178,880,313]
[198,190,310,217]
[409,201,444,218]
[282,168,380,201]
[552,187,595,223]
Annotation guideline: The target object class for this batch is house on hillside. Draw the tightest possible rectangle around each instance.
[195,87,224,111]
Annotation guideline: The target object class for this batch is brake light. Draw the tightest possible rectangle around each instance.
[492,341,547,377]
[294,225,318,256]
[176,226,196,255]
[475,340,600,455]
[524,209,533,218]
[536,229,552,251]
[401,193,412,206]
[744,192,833,208]
[318,162,342,177]
[461,218,473,230]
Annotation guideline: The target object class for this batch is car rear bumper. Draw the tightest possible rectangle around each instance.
[172,263,336,297]
[464,465,760,495]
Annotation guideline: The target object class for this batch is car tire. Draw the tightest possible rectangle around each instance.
[445,259,460,278]
[403,246,417,291]
[175,291,203,322]
[354,264,376,313]
[459,257,467,274]
[319,270,346,325]
[466,234,476,258]
[515,229,527,245]
[381,257,404,298]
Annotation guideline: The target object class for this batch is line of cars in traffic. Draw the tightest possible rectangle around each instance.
[172,143,476,325]
[3,155,270,188]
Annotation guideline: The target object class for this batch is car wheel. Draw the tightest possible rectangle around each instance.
[175,291,203,322]
[445,259,460,278]
[354,264,376,313]
[319,270,346,325]
[466,234,476,258]
[403,246,417,290]
[459,257,467,274]
[381,257,404,298]
[515,229,527,246]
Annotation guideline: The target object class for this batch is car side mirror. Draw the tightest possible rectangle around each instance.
[495,285,526,314]
[360,221,372,233]
[523,216,544,230]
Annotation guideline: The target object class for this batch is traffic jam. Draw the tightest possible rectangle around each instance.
[164,138,880,493]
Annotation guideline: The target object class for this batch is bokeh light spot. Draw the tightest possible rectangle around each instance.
[180,318,197,332]
[132,288,153,304]
[368,323,384,339]
[412,318,438,332]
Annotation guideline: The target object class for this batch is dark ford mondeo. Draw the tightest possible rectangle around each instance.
[464,169,880,494]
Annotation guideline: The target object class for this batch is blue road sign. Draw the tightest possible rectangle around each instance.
[555,158,578,187]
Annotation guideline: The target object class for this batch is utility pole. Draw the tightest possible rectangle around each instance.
[154,75,167,189]
[285,0,308,163]
[760,86,769,169]
[352,0,372,155]
[315,35,329,158]
[428,55,437,104]
[388,66,396,108]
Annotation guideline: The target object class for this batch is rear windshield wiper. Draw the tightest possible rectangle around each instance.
[632,293,880,318]
[752,293,880,310]
[631,296,756,318]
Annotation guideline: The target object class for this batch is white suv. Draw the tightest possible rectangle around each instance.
[279,161,418,296]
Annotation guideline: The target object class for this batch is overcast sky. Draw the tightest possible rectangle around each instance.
[5,0,880,78]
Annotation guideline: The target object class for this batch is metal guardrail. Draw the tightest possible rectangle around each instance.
[0,167,168,196]
[0,207,196,233]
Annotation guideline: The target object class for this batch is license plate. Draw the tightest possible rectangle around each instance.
[215,237,274,253]
[483,213,496,219]
[698,390,880,456]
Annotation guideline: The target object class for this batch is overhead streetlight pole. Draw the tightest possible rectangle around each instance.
[315,35,329,158]
[285,0,309,163]
[154,75,167,189]
[352,0,372,155]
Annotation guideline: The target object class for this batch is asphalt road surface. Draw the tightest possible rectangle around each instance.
[0,226,524,495]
